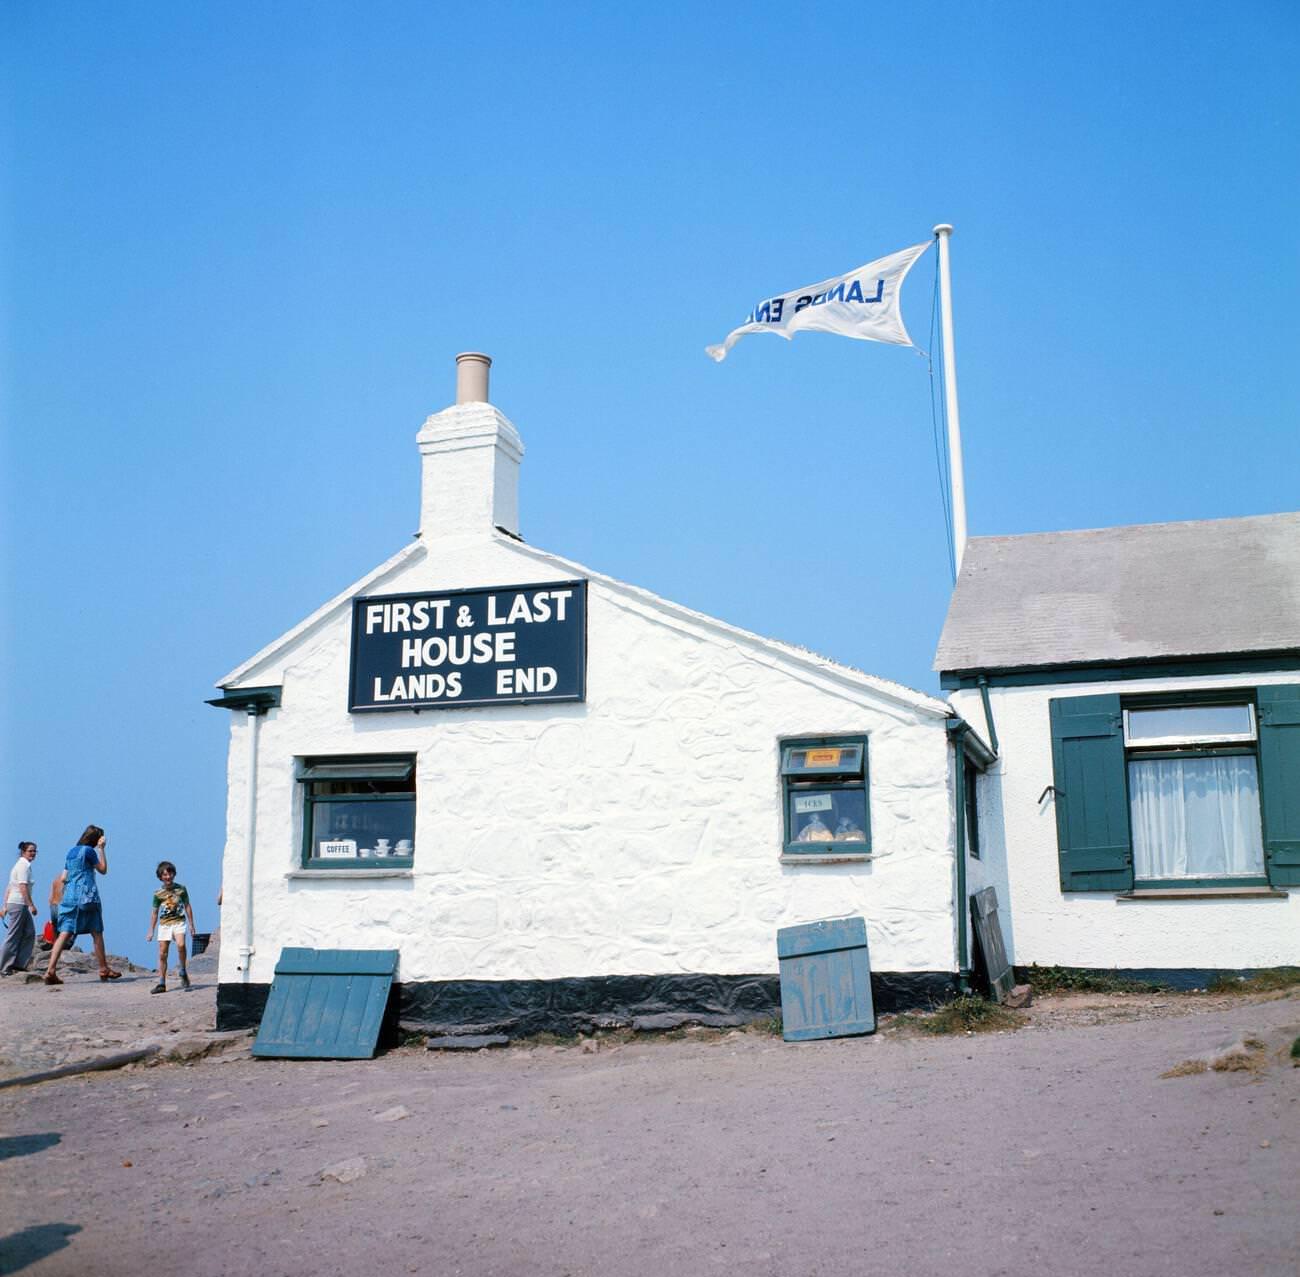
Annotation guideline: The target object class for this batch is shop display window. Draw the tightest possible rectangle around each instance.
[299,756,416,868]
[781,737,870,856]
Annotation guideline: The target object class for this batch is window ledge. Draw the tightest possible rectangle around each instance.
[781,853,874,866]
[287,869,413,881]
[1118,887,1287,900]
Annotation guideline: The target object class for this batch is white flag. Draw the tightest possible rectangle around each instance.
[705,241,932,363]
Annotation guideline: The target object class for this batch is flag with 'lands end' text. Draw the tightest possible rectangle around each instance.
[705,240,931,362]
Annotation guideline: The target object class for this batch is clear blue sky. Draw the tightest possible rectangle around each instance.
[3,2,1297,966]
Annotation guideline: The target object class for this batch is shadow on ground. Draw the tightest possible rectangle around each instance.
[0,1131,61,1161]
[0,1222,82,1273]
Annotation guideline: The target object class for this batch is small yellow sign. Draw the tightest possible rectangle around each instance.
[804,748,842,767]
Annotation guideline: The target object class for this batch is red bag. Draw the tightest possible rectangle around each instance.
[42,920,55,944]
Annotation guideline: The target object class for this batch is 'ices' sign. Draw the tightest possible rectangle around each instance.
[349,580,586,712]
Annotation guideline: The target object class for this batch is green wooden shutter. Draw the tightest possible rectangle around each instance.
[1049,694,1134,892]
[1257,684,1300,887]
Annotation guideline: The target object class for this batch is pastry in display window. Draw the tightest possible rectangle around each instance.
[796,814,835,842]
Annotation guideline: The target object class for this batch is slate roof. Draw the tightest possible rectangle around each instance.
[934,511,1300,673]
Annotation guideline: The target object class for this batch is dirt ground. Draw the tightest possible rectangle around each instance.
[2,964,1298,1277]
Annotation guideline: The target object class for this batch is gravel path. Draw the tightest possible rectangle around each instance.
[2,976,1297,1277]
[0,949,217,1081]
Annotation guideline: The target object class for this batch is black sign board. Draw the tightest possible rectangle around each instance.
[349,580,586,713]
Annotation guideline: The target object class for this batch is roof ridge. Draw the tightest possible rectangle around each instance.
[966,509,1300,545]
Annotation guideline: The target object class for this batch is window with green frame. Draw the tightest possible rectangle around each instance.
[1123,701,1265,887]
[1049,685,1300,892]
[299,756,416,868]
[781,736,870,855]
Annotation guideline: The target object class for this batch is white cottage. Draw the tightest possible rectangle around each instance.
[210,355,992,1033]
[936,514,1300,983]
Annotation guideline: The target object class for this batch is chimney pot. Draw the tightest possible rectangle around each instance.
[455,352,491,404]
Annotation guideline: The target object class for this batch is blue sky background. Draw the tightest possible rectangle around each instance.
[3,2,1297,967]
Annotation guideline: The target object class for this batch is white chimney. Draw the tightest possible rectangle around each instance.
[416,353,524,540]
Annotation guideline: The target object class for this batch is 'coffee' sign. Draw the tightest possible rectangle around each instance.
[349,580,586,712]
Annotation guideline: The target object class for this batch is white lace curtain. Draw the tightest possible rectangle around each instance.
[1128,755,1265,879]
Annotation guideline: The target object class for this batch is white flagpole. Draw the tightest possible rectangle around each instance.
[933,224,968,573]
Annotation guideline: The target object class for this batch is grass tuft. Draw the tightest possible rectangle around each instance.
[518,1030,572,1048]
[1023,964,1163,994]
[1160,1060,1209,1078]
[892,994,1021,1036]
[1206,967,1300,995]
[1211,1051,1257,1073]
[1162,1041,1270,1079]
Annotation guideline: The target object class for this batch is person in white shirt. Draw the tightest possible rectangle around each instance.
[1,842,39,976]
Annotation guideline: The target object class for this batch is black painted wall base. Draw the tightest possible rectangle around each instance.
[218,982,270,1032]
[217,970,957,1036]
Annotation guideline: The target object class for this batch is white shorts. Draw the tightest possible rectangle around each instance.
[157,923,187,943]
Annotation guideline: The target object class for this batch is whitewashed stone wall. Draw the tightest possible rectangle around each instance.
[218,535,958,986]
[950,673,1300,970]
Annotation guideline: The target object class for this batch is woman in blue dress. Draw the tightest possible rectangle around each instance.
[42,824,121,983]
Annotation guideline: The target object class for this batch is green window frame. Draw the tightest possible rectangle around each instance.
[298,755,416,869]
[1049,685,1300,892]
[780,736,871,857]
[1123,696,1267,889]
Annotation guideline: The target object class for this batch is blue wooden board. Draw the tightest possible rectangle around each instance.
[252,948,400,1059]
[777,917,875,1041]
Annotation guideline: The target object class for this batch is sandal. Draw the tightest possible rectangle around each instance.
[99,969,122,981]
[43,973,62,985]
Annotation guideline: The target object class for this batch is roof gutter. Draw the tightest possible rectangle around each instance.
[947,715,996,771]
[206,686,282,714]
[976,675,999,755]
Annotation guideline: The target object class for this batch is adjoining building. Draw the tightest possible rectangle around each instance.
[209,355,992,1033]
[936,513,1300,983]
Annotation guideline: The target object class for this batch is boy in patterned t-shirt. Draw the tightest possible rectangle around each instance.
[147,861,196,993]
